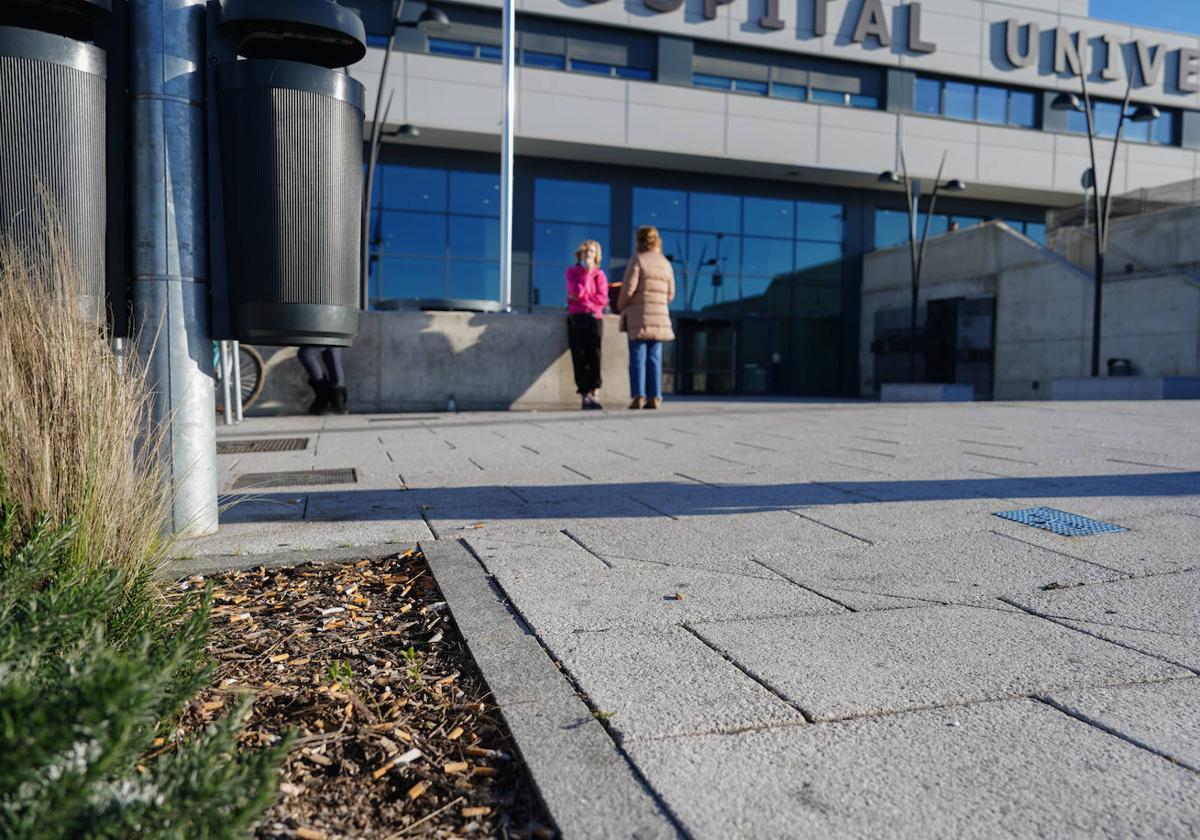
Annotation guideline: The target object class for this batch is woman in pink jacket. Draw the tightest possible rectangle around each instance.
[565,239,609,410]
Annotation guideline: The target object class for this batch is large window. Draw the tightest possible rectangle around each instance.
[874,211,1045,249]
[915,75,1038,129]
[367,164,501,303]
[632,188,845,315]
[531,179,611,309]
[1066,99,1177,145]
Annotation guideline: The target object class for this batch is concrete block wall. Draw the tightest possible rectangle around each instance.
[249,311,632,415]
[861,222,1200,400]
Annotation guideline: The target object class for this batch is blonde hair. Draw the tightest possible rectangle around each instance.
[575,239,603,266]
[636,225,661,253]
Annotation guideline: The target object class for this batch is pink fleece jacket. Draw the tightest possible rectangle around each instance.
[565,265,609,317]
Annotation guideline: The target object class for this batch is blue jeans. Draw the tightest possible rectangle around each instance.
[628,339,663,399]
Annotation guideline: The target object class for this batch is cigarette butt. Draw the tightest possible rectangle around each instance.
[407,780,430,800]
[442,761,469,774]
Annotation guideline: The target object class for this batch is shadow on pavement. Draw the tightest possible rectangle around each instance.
[219,472,1200,523]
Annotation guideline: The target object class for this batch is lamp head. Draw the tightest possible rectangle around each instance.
[878,170,902,185]
[1130,104,1160,123]
[416,6,451,32]
[1051,92,1082,112]
[943,179,967,193]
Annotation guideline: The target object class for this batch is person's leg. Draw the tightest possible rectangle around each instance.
[322,347,345,388]
[567,316,590,399]
[646,341,662,404]
[297,346,332,414]
[297,346,323,381]
[628,339,646,407]
[583,315,603,397]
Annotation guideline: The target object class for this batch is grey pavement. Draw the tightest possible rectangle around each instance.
[176,399,1200,838]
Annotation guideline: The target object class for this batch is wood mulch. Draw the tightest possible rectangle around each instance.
[166,549,554,839]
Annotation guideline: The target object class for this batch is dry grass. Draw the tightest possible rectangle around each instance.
[0,234,168,578]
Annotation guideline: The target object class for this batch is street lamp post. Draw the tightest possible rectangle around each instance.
[879,151,965,383]
[360,3,450,310]
[1050,75,1159,378]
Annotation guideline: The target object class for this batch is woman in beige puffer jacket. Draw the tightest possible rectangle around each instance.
[618,225,675,409]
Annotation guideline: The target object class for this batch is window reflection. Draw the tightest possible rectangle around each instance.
[632,188,847,317]
[531,178,611,310]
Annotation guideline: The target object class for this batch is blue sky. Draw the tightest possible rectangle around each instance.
[1090,0,1200,35]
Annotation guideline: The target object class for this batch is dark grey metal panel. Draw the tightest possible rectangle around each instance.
[887,68,915,113]
[656,35,692,87]
[0,26,105,316]
[219,59,364,346]
[1183,110,1200,151]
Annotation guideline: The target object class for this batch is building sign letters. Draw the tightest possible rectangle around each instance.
[580,0,1200,96]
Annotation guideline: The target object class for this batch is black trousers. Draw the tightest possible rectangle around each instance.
[567,314,602,395]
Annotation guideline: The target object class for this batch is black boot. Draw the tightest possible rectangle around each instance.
[307,379,332,415]
[331,386,349,415]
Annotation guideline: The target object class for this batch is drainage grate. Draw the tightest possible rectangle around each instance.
[231,468,357,490]
[993,507,1126,537]
[217,437,309,455]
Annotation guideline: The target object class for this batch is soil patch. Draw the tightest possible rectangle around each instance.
[168,549,554,839]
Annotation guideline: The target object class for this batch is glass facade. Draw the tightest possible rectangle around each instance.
[532,178,611,308]
[367,165,501,302]
[915,75,1038,129]
[367,149,1047,396]
[875,210,1045,248]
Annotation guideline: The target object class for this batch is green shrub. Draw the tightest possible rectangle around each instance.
[0,503,289,839]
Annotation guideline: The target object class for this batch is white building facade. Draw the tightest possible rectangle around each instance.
[348,0,1200,397]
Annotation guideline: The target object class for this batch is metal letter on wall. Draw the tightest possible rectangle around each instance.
[852,0,890,48]
[906,2,935,54]
[759,0,784,31]
[1004,19,1037,68]
[1135,41,1166,87]
[645,0,683,13]
[1179,48,1200,93]
[1097,34,1121,81]
[1054,27,1082,76]
[812,0,834,37]
[703,0,734,21]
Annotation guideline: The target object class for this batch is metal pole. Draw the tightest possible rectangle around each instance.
[1077,69,1105,378]
[499,0,515,311]
[231,340,244,423]
[361,0,403,310]
[220,341,233,426]
[130,0,219,536]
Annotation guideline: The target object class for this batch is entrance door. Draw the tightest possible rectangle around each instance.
[676,318,736,394]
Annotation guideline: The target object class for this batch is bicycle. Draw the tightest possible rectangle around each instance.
[213,341,266,415]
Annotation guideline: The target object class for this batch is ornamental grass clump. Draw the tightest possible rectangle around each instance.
[0,238,286,838]
[0,236,166,579]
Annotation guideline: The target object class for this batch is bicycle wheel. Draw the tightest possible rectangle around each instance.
[215,344,266,414]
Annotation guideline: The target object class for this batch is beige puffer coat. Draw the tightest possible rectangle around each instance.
[618,250,676,342]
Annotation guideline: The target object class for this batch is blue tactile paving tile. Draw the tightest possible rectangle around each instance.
[993,507,1127,537]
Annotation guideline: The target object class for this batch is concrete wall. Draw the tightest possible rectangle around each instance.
[861,222,1200,400]
[249,311,632,415]
[1050,206,1200,276]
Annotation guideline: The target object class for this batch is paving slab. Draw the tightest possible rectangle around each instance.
[1043,678,1200,771]
[759,531,1125,605]
[541,626,807,743]
[1013,569,1200,671]
[692,604,1188,721]
[627,699,1200,840]
[469,538,846,633]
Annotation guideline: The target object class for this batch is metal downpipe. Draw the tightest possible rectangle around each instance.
[129,0,218,536]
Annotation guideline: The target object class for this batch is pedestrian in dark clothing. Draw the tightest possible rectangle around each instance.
[298,346,348,415]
